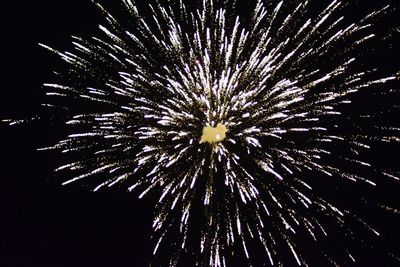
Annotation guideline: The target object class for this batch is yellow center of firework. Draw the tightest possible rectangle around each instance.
[201,123,227,144]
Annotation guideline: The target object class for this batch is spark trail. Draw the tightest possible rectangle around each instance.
[6,0,400,266]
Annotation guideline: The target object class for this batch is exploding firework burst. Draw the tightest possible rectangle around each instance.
[5,0,400,266]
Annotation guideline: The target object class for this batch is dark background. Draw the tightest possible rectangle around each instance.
[1,0,399,266]
[1,1,154,266]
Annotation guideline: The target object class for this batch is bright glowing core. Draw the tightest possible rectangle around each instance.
[201,123,227,144]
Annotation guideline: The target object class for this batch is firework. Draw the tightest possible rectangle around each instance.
[6,0,400,266]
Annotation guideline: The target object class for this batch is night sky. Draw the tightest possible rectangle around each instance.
[1,1,400,266]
